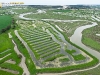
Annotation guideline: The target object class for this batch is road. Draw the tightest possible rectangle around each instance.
[12,40,30,75]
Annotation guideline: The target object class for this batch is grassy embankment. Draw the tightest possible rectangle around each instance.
[82,22,100,52]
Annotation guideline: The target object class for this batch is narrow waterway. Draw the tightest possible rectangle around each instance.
[19,12,33,20]
[70,22,100,61]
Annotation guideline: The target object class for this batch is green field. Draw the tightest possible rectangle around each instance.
[0,32,23,75]
[0,15,12,31]
[24,10,84,20]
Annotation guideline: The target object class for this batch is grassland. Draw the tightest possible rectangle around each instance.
[0,32,23,75]
[0,70,15,75]
[24,10,84,20]
[12,8,37,14]
[67,65,100,75]
[82,22,100,52]
[0,33,13,52]
[0,15,12,31]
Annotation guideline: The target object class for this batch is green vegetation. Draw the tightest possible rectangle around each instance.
[44,54,64,62]
[26,20,98,73]
[50,21,92,37]
[73,54,86,61]
[66,50,76,54]
[67,65,100,75]
[0,33,13,52]
[18,21,61,62]
[66,50,86,61]
[0,32,23,75]
[0,70,15,75]
[82,37,100,52]
[59,58,69,62]
[82,23,100,52]
[37,59,98,73]
[1,7,100,75]
[11,31,37,75]
[0,15,12,31]
[0,63,23,75]
[48,27,62,41]
[24,11,83,20]
[53,9,72,12]
[12,8,37,14]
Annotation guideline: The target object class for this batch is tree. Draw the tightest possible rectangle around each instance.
[1,28,6,33]
[18,54,22,59]
[50,37,52,40]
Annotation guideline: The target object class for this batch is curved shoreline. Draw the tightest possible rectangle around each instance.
[70,22,100,61]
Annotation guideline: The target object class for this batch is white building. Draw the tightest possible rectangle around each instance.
[63,5,68,9]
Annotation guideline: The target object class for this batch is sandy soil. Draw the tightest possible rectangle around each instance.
[8,32,12,38]
[5,59,16,64]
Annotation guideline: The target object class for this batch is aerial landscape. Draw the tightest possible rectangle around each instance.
[0,0,100,75]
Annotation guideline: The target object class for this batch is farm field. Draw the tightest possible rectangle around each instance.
[0,15,12,31]
[17,20,98,73]
[0,5,100,75]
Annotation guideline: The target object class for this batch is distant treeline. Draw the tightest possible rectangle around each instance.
[28,5,63,9]
[28,5,91,9]
[68,5,91,9]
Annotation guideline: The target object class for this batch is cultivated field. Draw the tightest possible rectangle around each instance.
[0,15,12,31]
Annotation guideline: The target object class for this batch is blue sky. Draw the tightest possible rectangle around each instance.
[0,0,100,5]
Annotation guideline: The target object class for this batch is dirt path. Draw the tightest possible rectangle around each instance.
[8,32,30,75]
[38,63,100,75]
[0,67,19,74]
[12,40,30,75]
[8,32,12,38]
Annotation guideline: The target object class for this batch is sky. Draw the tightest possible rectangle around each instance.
[0,0,100,5]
